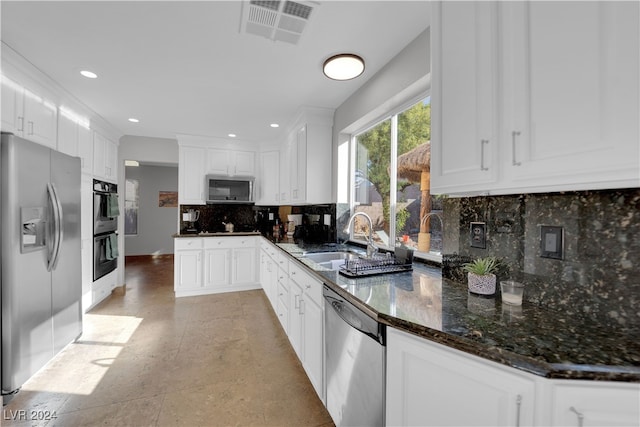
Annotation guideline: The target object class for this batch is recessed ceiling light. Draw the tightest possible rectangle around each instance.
[270,123,279,128]
[128,118,139,123]
[323,54,365,81]
[80,70,97,79]
[125,160,140,167]
[228,133,236,138]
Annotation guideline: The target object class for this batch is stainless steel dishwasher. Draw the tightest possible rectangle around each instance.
[323,284,386,427]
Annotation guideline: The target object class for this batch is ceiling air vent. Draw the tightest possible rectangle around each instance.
[241,0,318,45]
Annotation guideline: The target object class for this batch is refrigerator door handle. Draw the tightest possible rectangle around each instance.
[46,183,63,271]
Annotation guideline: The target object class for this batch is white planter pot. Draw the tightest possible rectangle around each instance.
[467,272,496,295]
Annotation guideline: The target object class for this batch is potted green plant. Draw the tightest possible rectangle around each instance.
[463,256,498,295]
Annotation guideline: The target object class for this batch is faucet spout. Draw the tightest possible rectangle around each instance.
[346,211,378,258]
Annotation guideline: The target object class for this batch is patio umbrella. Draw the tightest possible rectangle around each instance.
[396,141,431,251]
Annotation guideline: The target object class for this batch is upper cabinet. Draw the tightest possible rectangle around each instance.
[207,148,256,177]
[58,108,93,174]
[257,150,281,205]
[93,131,118,183]
[1,74,58,149]
[431,1,640,196]
[284,108,334,205]
[179,145,206,205]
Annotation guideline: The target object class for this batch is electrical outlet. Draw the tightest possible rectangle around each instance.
[470,222,486,248]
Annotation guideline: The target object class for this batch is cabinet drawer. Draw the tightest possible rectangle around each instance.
[278,281,289,307]
[273,251,288,275]
[175,238,203,250]
[203,236,256,249]
[289,261,323,306]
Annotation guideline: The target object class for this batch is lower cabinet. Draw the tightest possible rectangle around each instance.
[174,236,259,297]
[387,328,535,427]
[544,381,640,427]
[288,261,325,403]
[387,328,640,427]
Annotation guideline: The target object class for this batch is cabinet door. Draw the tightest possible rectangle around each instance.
[104,138,117,182]
[501,1,640,191]
[279,136,291,203]
[431,1,498,195]
[233,151,255,176]
[174,249,203,291]
[207,148,230,175]
[57,112,79,157]
[77,124,93,175]
[179,146,206,204]
[1,75,24,134]
[288,279,304,359]
[231,247,256,285]
[545,381,640,427]
[93,132,106,179]
[289,126,303,202]
[302,296,324,401]
[386,328,536,427]
[22,87,57,149]
[204,248,231,288]
[258,150,280,204]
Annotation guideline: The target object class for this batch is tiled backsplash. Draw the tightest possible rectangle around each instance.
[442,188,640,328]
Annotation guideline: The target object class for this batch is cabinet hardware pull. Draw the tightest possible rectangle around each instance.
[516,394,522,427]
[28,121,34,135]
[512,131,522,166]
[299,299,304,315]
[294,294,300,309]
[480,139,489,171]
[17,116,24,132]
[569,407,584,427]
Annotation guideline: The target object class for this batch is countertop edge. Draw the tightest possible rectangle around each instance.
[173,232,262,238]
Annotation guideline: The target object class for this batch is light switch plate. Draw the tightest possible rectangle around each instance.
[470,222,486,249]
[540,225,564,259]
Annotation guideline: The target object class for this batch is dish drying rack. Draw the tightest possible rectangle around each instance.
[339,252,413,278]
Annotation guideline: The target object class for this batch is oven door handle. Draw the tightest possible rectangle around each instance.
[46,183,63,271]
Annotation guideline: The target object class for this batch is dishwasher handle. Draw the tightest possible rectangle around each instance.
[324,293,384,345]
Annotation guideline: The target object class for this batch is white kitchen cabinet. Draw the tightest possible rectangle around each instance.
[288,260,325,402]
[257,150,281,205]
[175,237,259,297]
[57,109,93,174]
[1,74,58,148]
[499,1,639,193]
[285,111,333,204]
[178,145,206,205]
[207,148,255,177]
[431,0,640,196]
[542,380,640,427]
[430,1,499,194]
[174,238,204,294]
[279,139,290,203]
[93,131,118,183]
[386,327,536,427]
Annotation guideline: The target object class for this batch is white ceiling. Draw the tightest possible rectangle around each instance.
[1,1,431,145]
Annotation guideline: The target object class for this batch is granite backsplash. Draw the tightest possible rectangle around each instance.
[178,203,337,243]
[442,188,640,330]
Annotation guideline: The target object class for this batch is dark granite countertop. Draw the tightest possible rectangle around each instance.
[271,240,640,382]
[172,231,262,238]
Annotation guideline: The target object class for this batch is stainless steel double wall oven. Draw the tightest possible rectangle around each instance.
[93,179,118,280]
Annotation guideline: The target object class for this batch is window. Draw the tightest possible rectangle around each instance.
[345,97,439,253]
[124,179,139,235]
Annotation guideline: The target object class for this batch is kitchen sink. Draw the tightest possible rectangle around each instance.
[301,251,361,263]
[300,251,362,271]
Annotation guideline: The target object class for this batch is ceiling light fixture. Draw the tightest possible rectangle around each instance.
[270,123,279,128]
[128,118,139,123]
[125,160,139,167]
[228,133,236,138]
[80,70,97,79]
[323,54,365,81]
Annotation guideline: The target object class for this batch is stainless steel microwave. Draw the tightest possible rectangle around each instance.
[206,175,254,204]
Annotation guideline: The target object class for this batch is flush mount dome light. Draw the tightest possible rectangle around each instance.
[323,54,365,81]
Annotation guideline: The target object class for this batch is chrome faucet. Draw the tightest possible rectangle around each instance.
[346,211,378,258]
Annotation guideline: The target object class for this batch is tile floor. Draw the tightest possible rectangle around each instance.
[2,255,334,427]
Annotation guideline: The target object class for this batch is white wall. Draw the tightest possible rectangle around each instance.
[331,28,431,203]
[118,135,178,165]
[124,164,178,256]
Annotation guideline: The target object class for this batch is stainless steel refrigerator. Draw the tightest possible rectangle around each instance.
[1,133,82,400]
